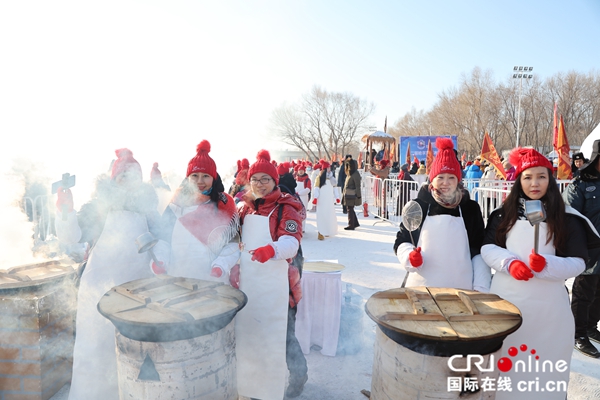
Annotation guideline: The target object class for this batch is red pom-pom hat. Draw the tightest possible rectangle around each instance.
[509,147,553,177]
[111,148,142,180]
[248,150,279,184]
[186,140,217,179]
[428,137,462,182]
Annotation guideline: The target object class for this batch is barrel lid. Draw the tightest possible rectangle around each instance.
[0,259,77,291]
[303,261,345,273]
[366,287,522,343]
[98,275,248,342]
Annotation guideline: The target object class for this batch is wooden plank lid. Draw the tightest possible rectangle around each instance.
[98,275,248,342]
[0,259,77,291]
[365,287,523,356]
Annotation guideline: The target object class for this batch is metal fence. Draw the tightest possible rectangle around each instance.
[362,174,573,227]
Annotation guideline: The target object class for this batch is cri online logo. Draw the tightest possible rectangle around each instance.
[448,343,568,374]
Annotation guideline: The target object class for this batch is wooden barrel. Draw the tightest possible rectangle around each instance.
[365,287,523,400]
[365,286,522,356]
[0,259,78,400]
[97,275,247,400]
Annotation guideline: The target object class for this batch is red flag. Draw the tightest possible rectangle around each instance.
[553,102,559,151]
[425,140,434,175]
[405,141,411,166]
[383,147,389,161]
[557,115,572,180]
[480,131,507,180]
[413,155,419,165]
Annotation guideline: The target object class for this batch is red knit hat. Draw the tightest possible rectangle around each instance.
[186,140,217,179]
[509,147,553,177]
[241,158,250,170]
[379,159,390,169]
[235,169,248,185]
[111,148,142,180]
[428,138,461,181]
[248,150,279,184]
[277,162,291,176]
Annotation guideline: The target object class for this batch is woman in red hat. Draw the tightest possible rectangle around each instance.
[295,163,312,232]
[234,149,307,399]
[55,148,161,400]
[481,147,600,399]
[393,137,486,290]
[151,140,240,282]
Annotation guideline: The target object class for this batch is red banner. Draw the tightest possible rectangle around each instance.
[405,141,411,166]
[557,115,572,180]
[480,131,507,180]
[425,140,434,175]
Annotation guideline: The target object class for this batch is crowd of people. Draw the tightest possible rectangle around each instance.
[53,138,600,399]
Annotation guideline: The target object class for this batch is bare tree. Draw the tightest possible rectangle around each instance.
[270,85,375,160]
[390,67,600,158]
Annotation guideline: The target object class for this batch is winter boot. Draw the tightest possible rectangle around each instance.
[318,232,324,241]
[574,336,600,358]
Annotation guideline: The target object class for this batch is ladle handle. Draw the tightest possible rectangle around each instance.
[534,224,539,254]
[148,248,160,265]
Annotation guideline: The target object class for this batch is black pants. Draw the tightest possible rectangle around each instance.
[571,274,600,337]
[347,206,359,228]
[287,306,308,379]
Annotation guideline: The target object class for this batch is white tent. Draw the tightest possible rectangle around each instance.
[580,122,600,160]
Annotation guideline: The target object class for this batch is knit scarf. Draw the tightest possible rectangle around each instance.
[429,184,463,209]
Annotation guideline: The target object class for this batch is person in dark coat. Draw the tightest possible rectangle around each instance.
[396,163,415,216]
[337,154,352,214]
[342,159,362,230]
[563,140,600,358]
[571,151,587,177]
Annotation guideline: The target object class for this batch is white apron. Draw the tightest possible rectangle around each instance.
[405,207,473,289]
[168,219,220,282]
[69,210,153,400]
[315,180,338,237]
[491,221,572,400]
[236,211,289,400]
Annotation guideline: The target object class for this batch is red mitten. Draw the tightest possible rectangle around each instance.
[56,187,74,213]
[529,250,546,273]
[288,265,302,308]
[509,260,534,281]
[336,199,340,204]
[409,247,423,267]
[229,264,240,288]
[151,261,166,275]
[251,244,275,263]
[210,265,223,278]
[312,198,317,205]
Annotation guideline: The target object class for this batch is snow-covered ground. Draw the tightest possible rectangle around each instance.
[50,205,600,400]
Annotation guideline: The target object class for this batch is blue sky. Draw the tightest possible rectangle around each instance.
[1,0,599,192]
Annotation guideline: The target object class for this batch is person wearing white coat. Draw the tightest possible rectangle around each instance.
[152,140,240,282]
[311,160,340,240]
[393,138,487,291]
[481,147,600,400]
[55,149,160,400]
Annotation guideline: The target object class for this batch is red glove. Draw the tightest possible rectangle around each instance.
[312,198,317,205]
[509,260,534,281]
[529,250,546,273]
[229,264,240,288]
[336,199,340,204]
[409,247,423,267]
[210,266,223,278]
[56,187,74,213]
[251,244,275,263]
[151,261,166,275]
[289,265,302,308]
